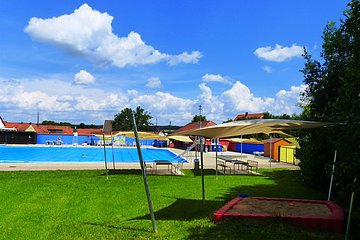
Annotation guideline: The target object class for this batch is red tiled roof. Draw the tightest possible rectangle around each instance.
[4,122,74,134]
[77,128,103,135]
[233,113,264,121]
[173,121,216,134]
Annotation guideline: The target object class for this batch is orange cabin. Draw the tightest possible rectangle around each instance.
[263,138,292,161]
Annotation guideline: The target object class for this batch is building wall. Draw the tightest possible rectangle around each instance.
[279,146,297,164]
[0,131,37,144]
[235,143,264,154]
[228,142,264,153]
[124,138,155,146]
[37,134,99,145]
[37,134,155,146]
[264,139,292,160]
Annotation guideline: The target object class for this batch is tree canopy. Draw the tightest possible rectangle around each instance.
[191,115,207,123]
[298,1,360,235]
[41,120,72,126]
[112,106,152,131]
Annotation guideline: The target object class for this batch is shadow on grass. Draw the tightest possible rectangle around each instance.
[191,169,217,176]
[100,169,143,176]
[217,169,326,201]
[83,222,153,233]
[131,198,222,221]
[101,169,188,177]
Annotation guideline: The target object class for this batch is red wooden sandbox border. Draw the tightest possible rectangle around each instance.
[213,197,344,232]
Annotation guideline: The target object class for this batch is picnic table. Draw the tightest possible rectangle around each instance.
[217,155,258,174]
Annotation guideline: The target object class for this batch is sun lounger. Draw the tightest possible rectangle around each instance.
[153,160,173,174]
[253,151,264,156]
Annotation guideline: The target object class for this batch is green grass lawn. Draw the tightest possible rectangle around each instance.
[0,169,343,240]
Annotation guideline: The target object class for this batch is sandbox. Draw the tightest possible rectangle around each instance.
[214,197,344,232]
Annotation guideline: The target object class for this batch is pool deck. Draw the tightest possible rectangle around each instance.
[0,146,299,171]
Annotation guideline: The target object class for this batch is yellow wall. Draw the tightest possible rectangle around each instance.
[279,146,296,164]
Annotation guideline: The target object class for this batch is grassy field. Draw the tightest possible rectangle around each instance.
[0,169,343,239]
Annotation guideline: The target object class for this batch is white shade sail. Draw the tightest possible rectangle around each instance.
[167,135,193,143]
[175,119,334,138]
[114,131,160,139]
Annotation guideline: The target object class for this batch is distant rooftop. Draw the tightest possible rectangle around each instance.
[233,112,264,121]
[173,121,216,135]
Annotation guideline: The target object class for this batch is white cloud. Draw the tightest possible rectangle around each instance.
[254,44,303,62]
[131,92,196,125]
[0,75,306,125]
[262,65,272,73]
[25,4,201,68]
[167,51,202,65]
[221,81,271,113]
[146,77,162,88]
[202,73,231,85]
[73,70,95,85]
[127,89,139,95]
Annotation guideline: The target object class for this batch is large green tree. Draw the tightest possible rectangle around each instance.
[112,106,153,131]
[298,1,359,235]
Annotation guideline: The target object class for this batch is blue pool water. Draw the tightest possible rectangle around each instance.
[0,146,185,163]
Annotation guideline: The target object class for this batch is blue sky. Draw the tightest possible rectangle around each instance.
[0,0,347,125]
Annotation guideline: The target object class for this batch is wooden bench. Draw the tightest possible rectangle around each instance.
[217,160,231,174]
[247,160,258,173]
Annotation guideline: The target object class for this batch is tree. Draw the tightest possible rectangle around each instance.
[41,120,71,126]
[298,1,360,235]
[191,115,207,123]
[112,106,153,131]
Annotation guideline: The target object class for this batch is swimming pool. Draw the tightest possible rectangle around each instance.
[0,146,186,163]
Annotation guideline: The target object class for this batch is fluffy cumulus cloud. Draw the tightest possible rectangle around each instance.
[221,81,274,113]
[146,77,162,88]
[254,44,303,62]
[131,92,196,124]
[73,70,95,85]
[0,75,306,125]
[201,73,231,85]
[25,4,201,68]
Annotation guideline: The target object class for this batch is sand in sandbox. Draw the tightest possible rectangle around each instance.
[227,198,332,217]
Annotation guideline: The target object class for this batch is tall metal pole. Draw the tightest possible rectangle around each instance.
[327,150,337,201]
[111,132,116,170]
[102,134,108,180]
[132,112,157,233]
[345,177,357,240]
[200,137,205,204]
[215,138,218,179]
[269,135,272,168]
[240,135,243,158]
[199,105,205,204]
